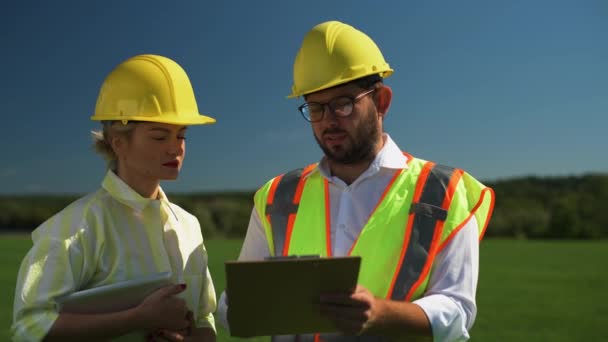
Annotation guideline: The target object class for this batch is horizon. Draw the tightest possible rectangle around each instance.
[1,171,605,197]
[1,1,606,195]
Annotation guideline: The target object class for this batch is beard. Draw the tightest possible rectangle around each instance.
[314,108,381,165]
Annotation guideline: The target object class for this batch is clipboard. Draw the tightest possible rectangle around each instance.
[225,256,361,337]
[55,271,172,314]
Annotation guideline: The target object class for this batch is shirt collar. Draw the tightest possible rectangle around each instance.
[315,133,409,180]
[101,170,167,212]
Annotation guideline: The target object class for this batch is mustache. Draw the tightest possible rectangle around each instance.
[322,128,347,135]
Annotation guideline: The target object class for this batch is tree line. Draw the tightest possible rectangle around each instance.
[1,173,606,239]
[485,173,607,239]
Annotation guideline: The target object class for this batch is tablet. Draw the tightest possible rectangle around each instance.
[55,271,172,314]
[225,256,361,337]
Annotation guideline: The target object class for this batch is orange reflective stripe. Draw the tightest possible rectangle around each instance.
[478,187,495,241]
[438,186,495,251]
[405,167,462,301]
[413,162,434,203]
[369,169,404,223]
[266,168,305,256]
[294,163,316,204]
[346,168,404,256]
[283,164,317,256]
[443,169,463,209]
[267,174,283,205]
[387,161,434,299]
[283,214,297,255]
[438,214,471,253]
[323,178,331,256]
[265,175,283,227]
[402,151,414,162]
[390,163,458,301]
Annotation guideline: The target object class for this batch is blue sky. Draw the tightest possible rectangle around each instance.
[1,0,606,194]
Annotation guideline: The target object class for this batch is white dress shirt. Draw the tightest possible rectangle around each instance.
[218,134,479,341]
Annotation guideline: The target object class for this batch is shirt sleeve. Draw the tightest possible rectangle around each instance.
[187,210,217,331]
[412,216,479,342]
[216,208,270,331]
[12,234,85,342]
[195,264,217,331]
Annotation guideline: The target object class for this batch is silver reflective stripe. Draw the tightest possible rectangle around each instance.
[266,168,304,256]
[391,164,455,300]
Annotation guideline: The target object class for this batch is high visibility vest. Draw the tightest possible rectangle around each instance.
[253,154,495,342]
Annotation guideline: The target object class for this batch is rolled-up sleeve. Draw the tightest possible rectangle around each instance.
[196,265,217,331]
[412,217,479,341]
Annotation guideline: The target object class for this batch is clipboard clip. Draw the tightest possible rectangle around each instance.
[264,254,320,260]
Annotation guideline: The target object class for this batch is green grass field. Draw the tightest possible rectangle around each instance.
[2,236,606,341]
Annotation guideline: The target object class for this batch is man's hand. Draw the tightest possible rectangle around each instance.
[319,285,384,335]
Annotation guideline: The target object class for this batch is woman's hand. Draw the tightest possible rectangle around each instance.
[145,315,216,342]
[145,310,193,341]
[134,284,190,332]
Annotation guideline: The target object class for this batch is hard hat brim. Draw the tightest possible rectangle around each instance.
[90,113,216,126]
[287,69,394,98]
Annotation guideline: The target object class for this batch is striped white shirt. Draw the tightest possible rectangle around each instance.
[12,170,216,341]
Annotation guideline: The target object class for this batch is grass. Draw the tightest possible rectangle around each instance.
[472,239,607,341]
[2,236,606,341]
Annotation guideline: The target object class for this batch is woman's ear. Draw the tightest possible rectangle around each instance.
[375,85,393,119]
[110,135,125,157]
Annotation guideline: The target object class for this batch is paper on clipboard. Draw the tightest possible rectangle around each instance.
[225,256,361,337]
[55,271,172,314]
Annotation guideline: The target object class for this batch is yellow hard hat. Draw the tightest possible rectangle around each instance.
[91,54,216,125]
[288,21,393,98]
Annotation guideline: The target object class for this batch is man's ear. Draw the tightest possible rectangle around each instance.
[375,85,392,119]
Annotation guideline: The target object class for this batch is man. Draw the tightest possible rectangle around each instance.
[218,21,494,341]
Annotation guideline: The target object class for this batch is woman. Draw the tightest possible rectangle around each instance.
[12,54,217,341]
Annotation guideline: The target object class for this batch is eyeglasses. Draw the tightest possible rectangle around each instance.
[298,88,376,122]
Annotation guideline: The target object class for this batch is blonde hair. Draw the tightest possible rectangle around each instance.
[92,121,137,170]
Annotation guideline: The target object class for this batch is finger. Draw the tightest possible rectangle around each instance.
[161,283,187,297]
[320,303,368,322]
[169,318,191,332]
[185,310,194,326]
[320,294,369,308]
[320,293,352,304]
[186,310,194,335]
[322,284,363,297]
[158,329,186,341]
[171,297,188,312]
